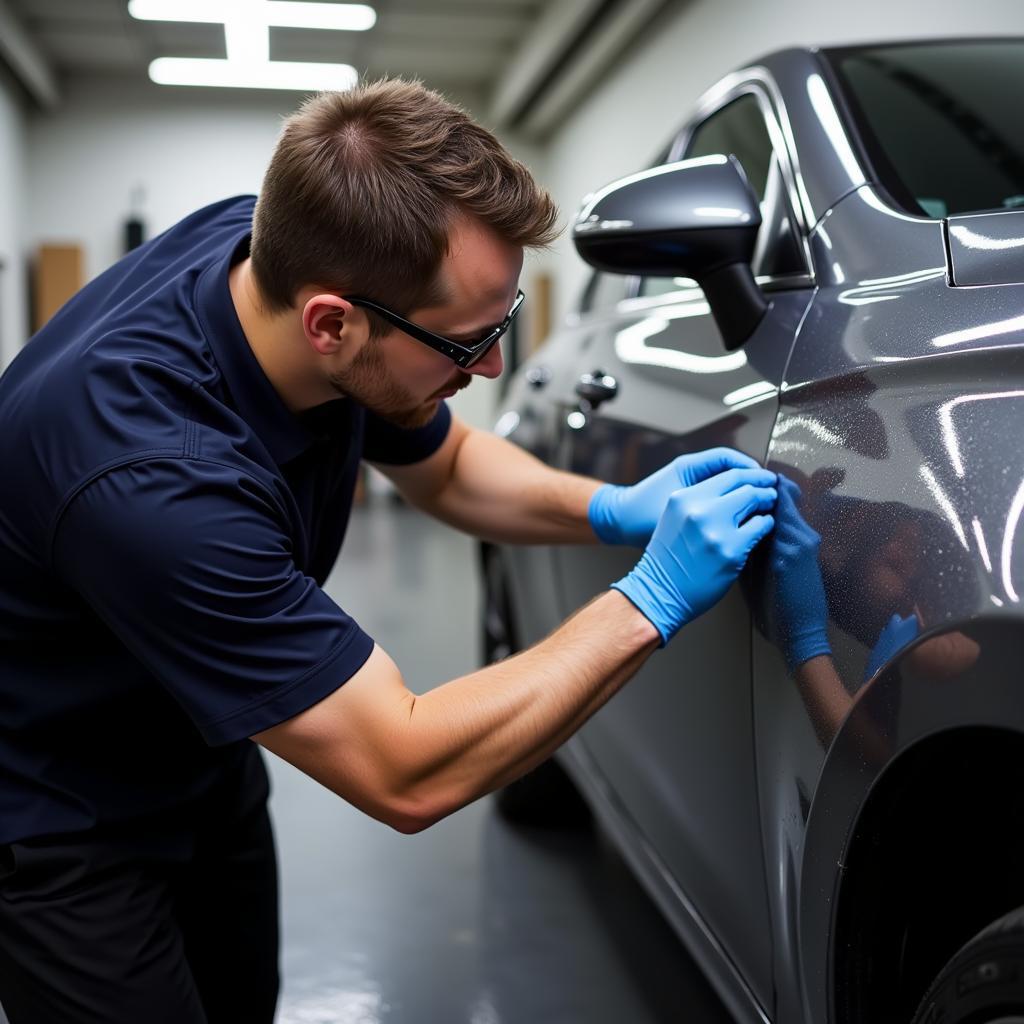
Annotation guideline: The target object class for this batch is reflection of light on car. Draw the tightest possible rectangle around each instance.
[932,312,1024,349]
[972,518,993,574]
[613,313,748,373]
[919,463,968,550]
[837,266,945,306]
[837,292,899,307]
[693,206,751,221]
[948,224,1024,251]
[723,380,777,407]
[771,414,843,447]
[493,411,520,437]
[806,74,863,187]
[575,155,729,224]
[1001,477,1024,603]
[767,440,810,457]
[859,268,945,288]
[938,391,1024,477]
[858,185,939,224]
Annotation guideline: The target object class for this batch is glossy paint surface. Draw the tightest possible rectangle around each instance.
[760,183,1024,1022]
[947,209,1024,286]
[493,46,1024,1024]
[555,285,811,1017]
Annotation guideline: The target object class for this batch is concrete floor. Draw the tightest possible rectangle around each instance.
[269,500,734,1024]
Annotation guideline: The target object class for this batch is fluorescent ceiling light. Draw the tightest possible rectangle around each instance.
[128,1,376,32]
[149,57,358,91]
[129,0,373,91]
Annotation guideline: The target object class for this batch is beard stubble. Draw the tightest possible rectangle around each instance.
[328,339,470,429]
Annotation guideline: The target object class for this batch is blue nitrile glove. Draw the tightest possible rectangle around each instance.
[612,466,777,645]
[769,476,832,672]
[589,447,766,548]
[864,612,920,682]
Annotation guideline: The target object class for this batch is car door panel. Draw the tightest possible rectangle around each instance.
[550,285,813,1008]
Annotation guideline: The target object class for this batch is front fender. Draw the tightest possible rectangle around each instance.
[752,334,1024,1022]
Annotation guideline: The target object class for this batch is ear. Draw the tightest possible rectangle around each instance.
[301,293,367,359]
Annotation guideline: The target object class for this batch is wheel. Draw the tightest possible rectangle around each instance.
[493,757,591,828]
[480,543,515,665]
[478,545,590,827]
[911,905,1024,1024]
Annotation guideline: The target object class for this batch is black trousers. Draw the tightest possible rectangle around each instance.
[0,750,279,1024]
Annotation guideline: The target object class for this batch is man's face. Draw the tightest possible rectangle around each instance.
[329,216,524,428]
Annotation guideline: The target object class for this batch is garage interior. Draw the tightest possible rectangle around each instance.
[1,1,1022,1022]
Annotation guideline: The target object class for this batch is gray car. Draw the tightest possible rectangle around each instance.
[481,39,1024,1024]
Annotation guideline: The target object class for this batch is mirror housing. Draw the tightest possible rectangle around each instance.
[572,155,768,350]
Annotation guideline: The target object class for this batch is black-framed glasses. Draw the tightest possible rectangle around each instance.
[348,290,525,368]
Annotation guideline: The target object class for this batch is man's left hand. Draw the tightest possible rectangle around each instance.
[588,447,765,547]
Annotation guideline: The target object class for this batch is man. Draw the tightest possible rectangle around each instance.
[0,79,776,1022]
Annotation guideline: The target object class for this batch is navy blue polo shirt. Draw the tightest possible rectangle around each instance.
[0,195,451,845]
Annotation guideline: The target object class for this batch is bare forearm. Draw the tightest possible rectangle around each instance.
[257,447,776,833]
[421,427,602,545]
[399,589,658,825]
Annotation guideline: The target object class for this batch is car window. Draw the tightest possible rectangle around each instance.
[688,93,773,197]
[579,271,629,315]
[638,93,803,297]
[826,41,1024,217]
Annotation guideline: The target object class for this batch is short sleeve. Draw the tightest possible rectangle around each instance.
[52,457,374,745]
[362,400,451,465]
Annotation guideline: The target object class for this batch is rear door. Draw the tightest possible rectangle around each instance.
[552,86,814,1006]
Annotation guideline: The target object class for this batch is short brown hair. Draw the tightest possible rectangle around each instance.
[250,79,558,326]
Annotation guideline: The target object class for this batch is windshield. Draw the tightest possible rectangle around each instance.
[824,40,1024,218]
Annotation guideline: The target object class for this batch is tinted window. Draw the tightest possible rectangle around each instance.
[639,93,802,297]
[687,93,772,199]
[828,41,1024,217]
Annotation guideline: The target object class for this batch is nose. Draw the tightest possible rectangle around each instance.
[468,341,504,380]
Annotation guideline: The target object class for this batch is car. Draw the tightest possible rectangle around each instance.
[481,38,1024,1024]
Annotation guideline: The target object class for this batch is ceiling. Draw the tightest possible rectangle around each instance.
[3,0,675,136]
[6,0,550,96]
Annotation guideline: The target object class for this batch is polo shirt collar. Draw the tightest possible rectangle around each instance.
[197,233,320,468]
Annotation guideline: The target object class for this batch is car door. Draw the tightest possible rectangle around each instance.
[552,88,814,1006]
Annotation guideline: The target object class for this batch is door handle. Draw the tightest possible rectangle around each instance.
[574,370,618,409]
[525,365,551,390]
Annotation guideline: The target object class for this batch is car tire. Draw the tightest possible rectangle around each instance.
[480,543,515,666]
[493,757,591,828]
[479,545,591,828]
[910,905,1024,1024]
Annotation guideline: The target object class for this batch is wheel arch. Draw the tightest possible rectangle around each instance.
[796,616,1024,1023]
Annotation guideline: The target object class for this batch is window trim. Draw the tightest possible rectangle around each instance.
[576,68,815,321]
[669,74,814,287]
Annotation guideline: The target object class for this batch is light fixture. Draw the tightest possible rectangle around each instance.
[128,1,376,31]
[149,57,358,91]
[128,0,375,91]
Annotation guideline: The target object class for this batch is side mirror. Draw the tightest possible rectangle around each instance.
[573,155,768,350]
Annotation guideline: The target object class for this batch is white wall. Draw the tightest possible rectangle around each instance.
[539,0,1024,324]
[0,61,26,370]
[25,76,544,430]
[27,78,298,283]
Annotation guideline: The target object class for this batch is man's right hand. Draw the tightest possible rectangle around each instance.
[612,467,777,645]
